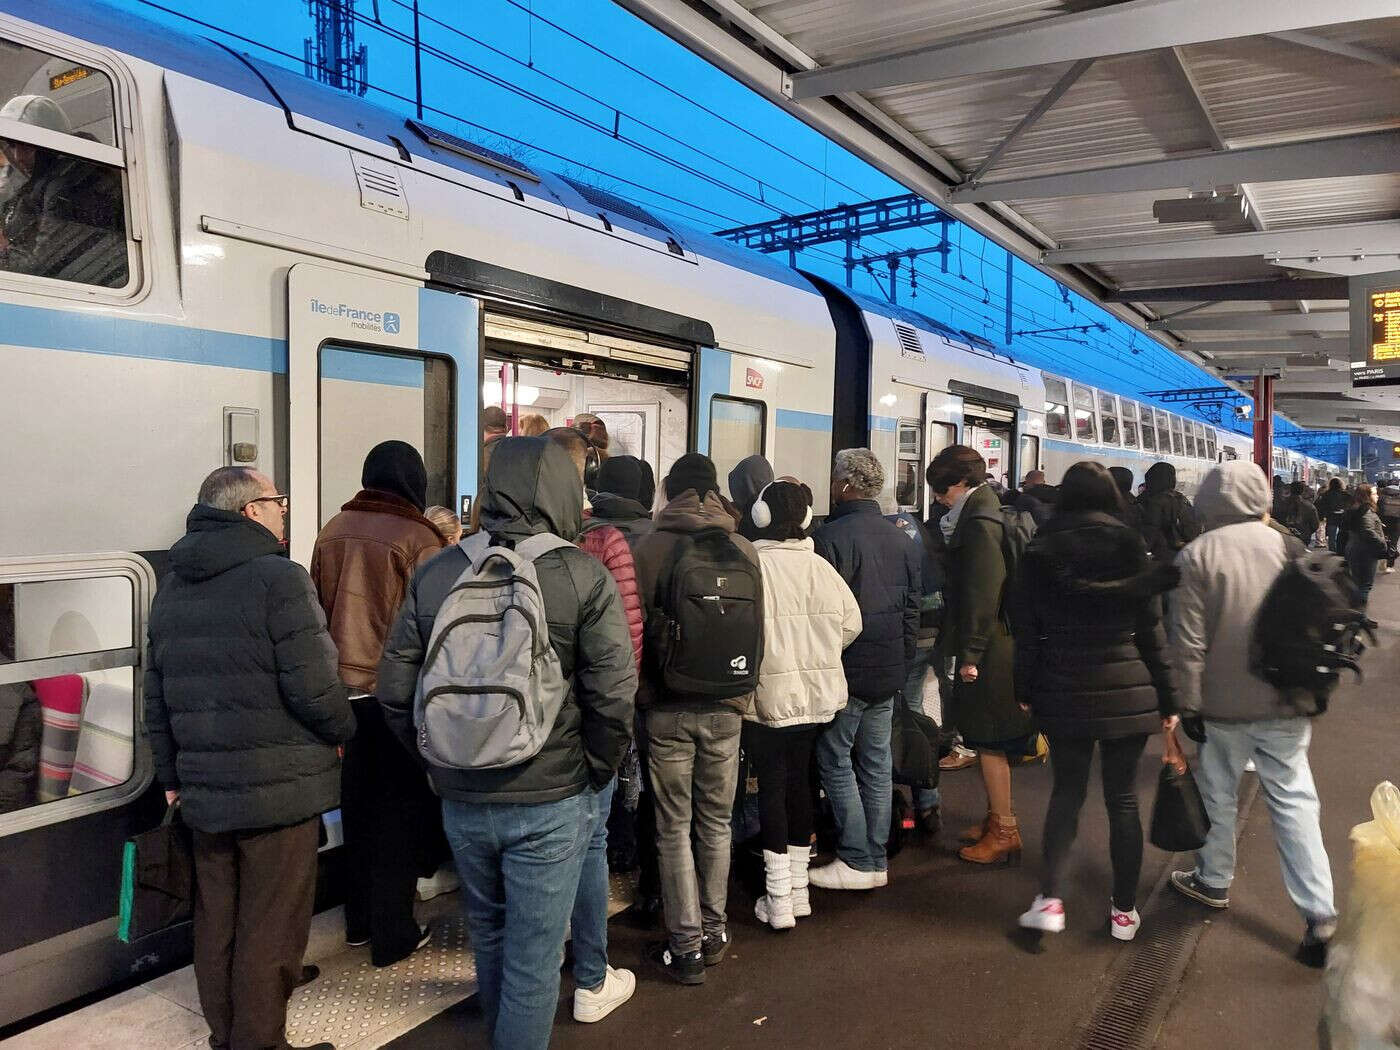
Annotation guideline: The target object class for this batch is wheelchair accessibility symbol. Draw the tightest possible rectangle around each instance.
[383,312,401,334]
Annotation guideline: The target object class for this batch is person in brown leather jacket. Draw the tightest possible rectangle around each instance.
[311,441,445,966]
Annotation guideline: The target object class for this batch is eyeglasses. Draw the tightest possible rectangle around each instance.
[242,494,290,512]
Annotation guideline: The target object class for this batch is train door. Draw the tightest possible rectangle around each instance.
[287,264,480,566]
[0,554,159,1026]
[964,401,1017,487]
[481,313,693,497]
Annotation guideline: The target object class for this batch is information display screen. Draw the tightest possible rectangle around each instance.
[1352,269,1400,388]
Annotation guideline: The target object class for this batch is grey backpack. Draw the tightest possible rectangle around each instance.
[414,531,572,771]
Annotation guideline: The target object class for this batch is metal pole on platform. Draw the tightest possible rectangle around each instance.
[1252,372,1274,474]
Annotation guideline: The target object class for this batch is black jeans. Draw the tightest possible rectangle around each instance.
[1041,734,1149,911]
[743,721,819,855]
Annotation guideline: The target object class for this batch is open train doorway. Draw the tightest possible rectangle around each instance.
[964,401,1018,487]
[482,312,691,496]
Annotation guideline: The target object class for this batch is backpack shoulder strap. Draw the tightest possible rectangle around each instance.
[514,533,576,564]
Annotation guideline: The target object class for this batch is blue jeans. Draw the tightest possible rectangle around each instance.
[1192,718,1336,924]
[903,652,941,812]
[817,696,894,872]
[443,792,593,1050]
[570,778,615,991]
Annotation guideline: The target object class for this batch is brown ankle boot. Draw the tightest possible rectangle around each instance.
[958,814,991,846]
[958,816,1022,866]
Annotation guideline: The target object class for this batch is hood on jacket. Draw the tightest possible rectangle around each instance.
[590,489,651,522]
[653,489,738,534]
[1195,460,1269,529]
[595,455,647,505]
[1144,462,1177,495]
[478,437,583,543]
[727,455,774,514]
[362,440,428,512]
[1032,511,1178,599]
[1108,467,1135,499]
[170,505,282,582]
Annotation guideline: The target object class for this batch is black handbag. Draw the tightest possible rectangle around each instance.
[118,803,194,943]
[1150,729,1211,853]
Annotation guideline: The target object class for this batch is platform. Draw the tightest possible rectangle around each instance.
[9,575,1398,1050]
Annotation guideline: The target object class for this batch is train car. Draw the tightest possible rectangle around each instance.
[0,0,844,1023]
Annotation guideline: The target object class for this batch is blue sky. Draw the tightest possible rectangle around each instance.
[109,0,1345,461]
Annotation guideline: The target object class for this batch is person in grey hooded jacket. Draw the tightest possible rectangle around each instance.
[378,437,635,1049]
[1164,459,1337,968]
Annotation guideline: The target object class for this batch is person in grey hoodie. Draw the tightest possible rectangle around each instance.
[728,454,774,541]
[1164,459,1338,968]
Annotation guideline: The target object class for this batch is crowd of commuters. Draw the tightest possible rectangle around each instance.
[137,421,1393,1050]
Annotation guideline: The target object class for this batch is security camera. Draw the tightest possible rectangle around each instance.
[1232,403,1252,420]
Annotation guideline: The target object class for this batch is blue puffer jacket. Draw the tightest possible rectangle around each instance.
[812,499,921,702]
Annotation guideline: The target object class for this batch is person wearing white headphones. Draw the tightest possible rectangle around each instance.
[745,479,862,928]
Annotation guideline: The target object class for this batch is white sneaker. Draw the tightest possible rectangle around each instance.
[873,869,889,888]
[1110,905,1142,941]
[808,858,881,890]
[573,966,635,1023]
[1018,895,1066,933]
[416,865,460,901]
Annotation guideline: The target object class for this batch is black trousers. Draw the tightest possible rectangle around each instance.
[192,817,319,1050]
[743,721,819,855]
[341,698,437,965]
[1041,733,1149,911]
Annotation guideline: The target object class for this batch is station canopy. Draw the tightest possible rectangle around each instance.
[615,0,1400,439]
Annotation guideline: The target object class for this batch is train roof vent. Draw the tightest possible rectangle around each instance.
[351,153,408,220]
[893,321,923,357]
[559,176,673,236]
[405,118,540,183]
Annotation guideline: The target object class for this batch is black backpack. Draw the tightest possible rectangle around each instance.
[966,505,1037,585]
[890,693,952,790]
[1161,492,1201,552]
[1249,542,1374,716]
[647,529,762,701]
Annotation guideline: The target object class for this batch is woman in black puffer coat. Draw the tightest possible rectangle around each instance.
[1011,462,1178,942]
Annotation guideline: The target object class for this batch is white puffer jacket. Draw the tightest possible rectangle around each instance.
[750,538,863,728]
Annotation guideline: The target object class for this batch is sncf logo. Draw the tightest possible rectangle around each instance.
[730,655,748,673]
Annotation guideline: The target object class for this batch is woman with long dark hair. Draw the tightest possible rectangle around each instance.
[1011,461,1178,940]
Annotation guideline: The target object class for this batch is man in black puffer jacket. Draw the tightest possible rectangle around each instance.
[378,438,635,1047]
[811,448,920,890]
[146,466,354,1050]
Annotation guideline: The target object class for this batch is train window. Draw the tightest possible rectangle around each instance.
[1169,416,1186,456]
[709,395,765,487]
[319,345,455,528]
[0,40,131,289]
[1043,378,1070,438]
[1139,404,1156,453]
[1098,392,1121,445]
[1192,423,1207,459]
[1206,431,1217,461]
[1071,384,1097,443]
[1120,401,1139,449]
[1155,410,1171,453]
[1019,434,1040,477]
[0,559,151,827]
[894,420,922,510]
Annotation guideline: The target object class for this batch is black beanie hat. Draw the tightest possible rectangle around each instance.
[596,455,645,504]
[1108,466,1134,496]
[665,452,719,500]
[362,440,428,512]
[638,460,656,511]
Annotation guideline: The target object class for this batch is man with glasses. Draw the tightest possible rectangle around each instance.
[146,466,353,1050]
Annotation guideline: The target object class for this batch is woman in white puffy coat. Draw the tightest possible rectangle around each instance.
[744,479,863,930]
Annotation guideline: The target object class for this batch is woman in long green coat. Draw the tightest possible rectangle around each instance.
[929,445,1035,866]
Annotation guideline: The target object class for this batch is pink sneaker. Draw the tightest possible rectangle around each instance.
[1110,905,1141,941]
[1018,895,1066,933]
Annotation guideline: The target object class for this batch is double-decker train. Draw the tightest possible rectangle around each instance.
[0,0,1346,1026]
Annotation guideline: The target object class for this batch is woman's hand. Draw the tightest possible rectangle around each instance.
[165,789,180,806]
[959,664,979,684]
